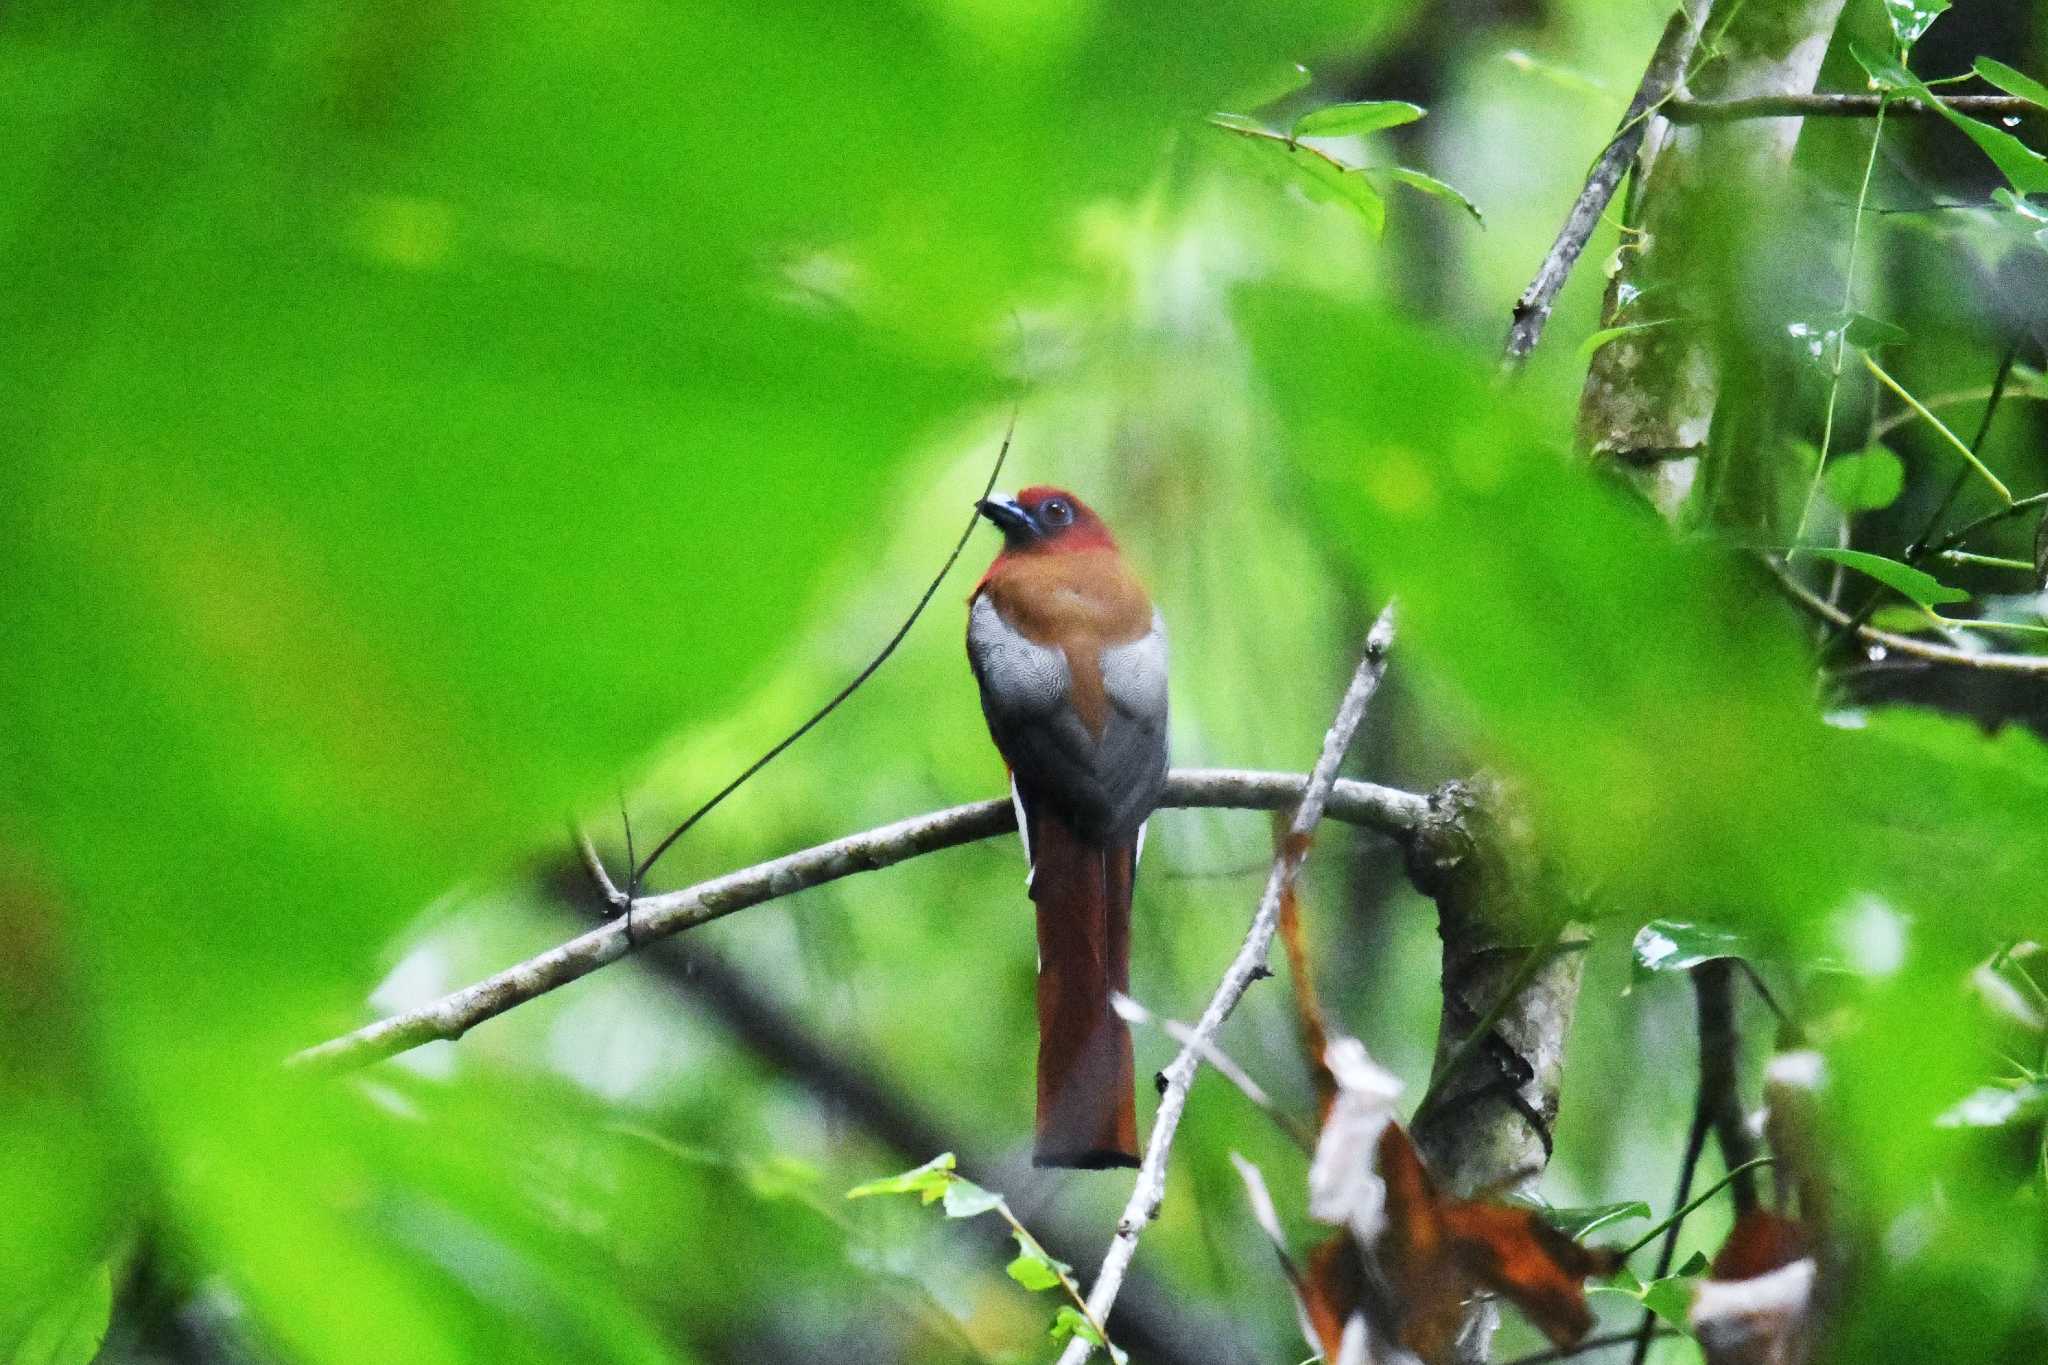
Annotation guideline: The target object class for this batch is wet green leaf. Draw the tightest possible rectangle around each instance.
[1633,920,1750,977]
[1881,0,1951,49]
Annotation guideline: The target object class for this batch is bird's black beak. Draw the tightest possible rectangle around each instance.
[976,496,1037,539]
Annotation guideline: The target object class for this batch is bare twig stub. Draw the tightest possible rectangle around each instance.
[287,767,1427,1074]
[1053,604,1398,1365]
[1502,0,1713,365]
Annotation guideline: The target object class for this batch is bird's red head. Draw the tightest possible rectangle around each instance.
[975,486,1118,556]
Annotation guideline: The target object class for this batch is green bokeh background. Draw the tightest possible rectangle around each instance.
[4,0,2045,1361]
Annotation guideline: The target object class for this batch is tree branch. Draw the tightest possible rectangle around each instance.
[1054,604,1398,1365]
[1763,555,2048,676]
[1666,92,2037,123]
[288,766,1429,1073]
[1503,0,1713,364]
[1407,778,1586,1364]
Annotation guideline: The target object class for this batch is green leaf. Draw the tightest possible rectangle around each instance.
[1499,49,1608,99]
[1048,1306,1126,1361]
[1851,39,1908,92]
[1218,127,1387,234]
[1050,1305,1105,1346]
[1594,1264,1700,1334]
[1869,603,1936,633]
[1844,312,1909,348]
[1852,43,2048,194]
[1675,1250,1711,1277]
[1640,1273,1698,1330]
[1226,62,1314,111]
[1209,111,1274,135]
[1633,920,1750,977]
[1976,58,2048,110]
[1534,1200,1652,1240]
[1006,1232,1071,1292]
[1882,0,1950,48]
[941,1177,1004,1219]
[1291,99,1425,139]
[1850,40,1915,92]
[1806,548,1971,607]
[1579,319,1673,363]
[10,1262,113,1365]
[1823,447,1906,511]
[1372,166,1484,224]
[847,1153,957,1204]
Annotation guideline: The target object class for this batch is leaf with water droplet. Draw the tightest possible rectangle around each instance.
[1858,48,2048,194]
[1882,0,1951,48]
[1632,919,1750,983]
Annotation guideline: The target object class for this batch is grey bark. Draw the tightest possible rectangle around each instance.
[1579,0,1852,518]
[1407,780,1586,1364]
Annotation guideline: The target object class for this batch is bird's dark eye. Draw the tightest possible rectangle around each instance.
[1041,499,1073,527]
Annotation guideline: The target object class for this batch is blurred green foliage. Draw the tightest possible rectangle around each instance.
[4,0,2047,1362]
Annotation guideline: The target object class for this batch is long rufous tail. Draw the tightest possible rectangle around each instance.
[1029,812,1138,1169]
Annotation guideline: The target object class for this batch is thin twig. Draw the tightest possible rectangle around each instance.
[1503,0,1712,364]
[1667,92,2036,122]
[1620,1156,1778,1259]
[1823,341,2027,654]
[626,413,1015,895]
[1630,959,1755,1365]
[1763,555,2048,675]
[1112,993,1316,1152]
[286,768,1429,1073]
[1923,490,2048,562]
[1628,1103,1710,1365]
[1054,605,1398,1365]
[1863,353,2013,505]
[986,1198,1118,1357]
[1504,1326,1679,1365]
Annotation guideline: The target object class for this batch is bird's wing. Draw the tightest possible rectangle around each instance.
[968,594,1168,847]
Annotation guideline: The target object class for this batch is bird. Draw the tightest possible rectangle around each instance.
[966,486,1169,1169]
